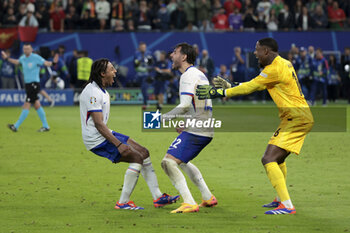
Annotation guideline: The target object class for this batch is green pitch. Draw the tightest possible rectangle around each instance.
[1,103,350,233]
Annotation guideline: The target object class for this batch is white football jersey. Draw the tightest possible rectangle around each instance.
[179,66,213,137]
[80,81,110,150]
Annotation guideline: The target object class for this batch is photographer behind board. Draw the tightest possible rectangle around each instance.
[154,51,173,110]
[134,42,154,110]
[45,70,65,90]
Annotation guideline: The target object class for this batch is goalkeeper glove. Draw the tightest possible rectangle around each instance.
[196,85,225,100]
[212,76,239,89]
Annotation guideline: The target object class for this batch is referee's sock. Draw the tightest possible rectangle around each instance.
[14,109,29,129]
[264,162,293,209]
[36,107,49,129]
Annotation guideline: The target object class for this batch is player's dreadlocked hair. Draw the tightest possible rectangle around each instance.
[175,43,196,65]
[88,58,109,89]
[258,38,279,52]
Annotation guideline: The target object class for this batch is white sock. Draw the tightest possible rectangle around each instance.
[179,162,212,200]
[161,158,196,205]
[119,163,142,204]
[276,196,281,202]
[282,199,294,209]
[141,157,162,200]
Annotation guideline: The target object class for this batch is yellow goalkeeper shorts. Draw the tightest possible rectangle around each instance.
[268,119,313,155]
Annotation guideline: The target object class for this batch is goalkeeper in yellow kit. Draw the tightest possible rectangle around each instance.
[196,38,314,215]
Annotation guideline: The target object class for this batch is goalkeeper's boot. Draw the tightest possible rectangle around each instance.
[153,193,180,208]
[170,203,199,213]
[264,203,296,215]
[114,201,144,210]
[262,197,280,208]
[199,195,218,207]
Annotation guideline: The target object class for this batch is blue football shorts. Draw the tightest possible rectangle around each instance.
[166,131,212,163]
[90,131,130,163]
[154,80,166,95]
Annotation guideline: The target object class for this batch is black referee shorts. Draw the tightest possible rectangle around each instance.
[25,82,40,103]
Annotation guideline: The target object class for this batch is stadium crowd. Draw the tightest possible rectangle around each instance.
[1,41,350,106]
[0,0,350,32]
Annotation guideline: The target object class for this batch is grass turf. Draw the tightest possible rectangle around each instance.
[0,103,349,233]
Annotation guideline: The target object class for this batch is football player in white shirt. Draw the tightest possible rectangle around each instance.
[161,43,217,213]
[80,58,179,210]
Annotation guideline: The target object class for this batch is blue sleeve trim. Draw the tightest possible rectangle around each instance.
[185,66,194,72]
[88,109,102,112]
[180,92,194,96]
[100,87,106,93]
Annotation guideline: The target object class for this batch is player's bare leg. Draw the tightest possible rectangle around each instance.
[33,99,41,110]
[127,139,180,207]
[262,144,295,214]
[40,90,55,107]
[262,144,289,165]
[161,154,199,213]
[157,94,164,110]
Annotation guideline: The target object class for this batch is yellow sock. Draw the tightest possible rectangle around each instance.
[275,162,287,202]
[279,162,287,180]
[264,162,290,202]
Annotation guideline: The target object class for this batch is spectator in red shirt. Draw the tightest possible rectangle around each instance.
[212,8,229,31]
[326,0,334,16]
[328,1,346,29]
[223,0,242,17]
[50,4,65,32]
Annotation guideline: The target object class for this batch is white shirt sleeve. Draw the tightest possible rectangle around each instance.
[86,90,103,112]
[162,94,193,120]
[179,73,197,95]
[162,69,199,120]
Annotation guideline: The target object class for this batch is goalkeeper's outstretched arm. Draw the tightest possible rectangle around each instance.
[196,79,267,100]
[224,79,266,98]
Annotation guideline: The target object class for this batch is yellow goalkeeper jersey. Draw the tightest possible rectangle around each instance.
[226,56,313,122]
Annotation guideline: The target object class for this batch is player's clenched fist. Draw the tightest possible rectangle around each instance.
[117,144,133,156]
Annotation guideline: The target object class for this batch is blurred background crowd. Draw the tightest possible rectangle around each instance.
[1,41,350,107]
[1,0,350,32]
